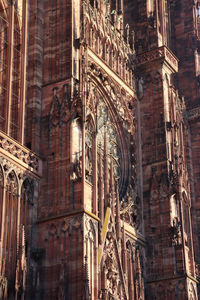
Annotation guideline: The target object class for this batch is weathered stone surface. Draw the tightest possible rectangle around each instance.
[0,0,200,299]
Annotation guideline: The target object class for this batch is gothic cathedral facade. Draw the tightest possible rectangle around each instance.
[0,0,199,299]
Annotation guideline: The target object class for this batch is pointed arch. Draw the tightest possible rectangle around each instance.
[89,78,131,199]
[6,169,19,194]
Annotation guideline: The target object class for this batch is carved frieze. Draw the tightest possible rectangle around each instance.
[136,46,178,72]
[46,215,83,239]
[0,130,41,177]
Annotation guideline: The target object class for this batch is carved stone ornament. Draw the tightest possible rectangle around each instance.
[104,237,123,299]
[45,216,83,241]
[136,46,178,72]
[120,184,141,230]
[170,217,182,246]
[87,62,136,136]
[83,0,133,81]
[0,132,40,174]
[49,86,70,128]
[49,84,82,130]
[102,229,126,300]
[71,155,82,180]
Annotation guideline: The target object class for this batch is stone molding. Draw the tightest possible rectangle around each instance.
[0,130,42,178]
[136,46,178,72]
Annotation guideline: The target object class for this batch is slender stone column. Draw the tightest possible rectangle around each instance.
[116,185,121,240]
[5,1,15,135]
[104,128,108,208]
[19,0,28,144]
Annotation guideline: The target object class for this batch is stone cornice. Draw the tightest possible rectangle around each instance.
[136,46,178,72]
[0,130,42,178]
